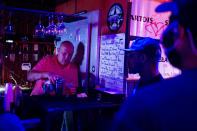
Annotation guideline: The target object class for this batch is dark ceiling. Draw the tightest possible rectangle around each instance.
[1,0,69,11]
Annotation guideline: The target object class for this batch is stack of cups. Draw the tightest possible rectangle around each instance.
[56,78,64,96]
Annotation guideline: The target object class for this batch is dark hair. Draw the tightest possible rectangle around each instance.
[136,37,161,60]
[174,0,197,48]
[144,43,161,61]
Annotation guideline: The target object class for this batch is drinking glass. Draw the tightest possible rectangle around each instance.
[45,15,57,36]
[35,15,45,37]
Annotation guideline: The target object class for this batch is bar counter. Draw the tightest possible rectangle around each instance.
[28,95,121,111]
[20,93,122,131]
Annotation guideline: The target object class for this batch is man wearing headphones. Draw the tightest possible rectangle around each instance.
[114,0,197,130]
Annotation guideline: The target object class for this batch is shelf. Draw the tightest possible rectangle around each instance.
[14,41,54,45]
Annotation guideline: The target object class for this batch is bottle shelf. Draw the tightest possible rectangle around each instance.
[1,40,55,87]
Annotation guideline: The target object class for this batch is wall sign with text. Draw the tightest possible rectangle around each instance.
[130,0,171,39]
[99,33,125,93]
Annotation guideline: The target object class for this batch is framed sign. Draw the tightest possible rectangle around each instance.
[99,33,125,93]
[130,0,170,39]
[107,3,124,31]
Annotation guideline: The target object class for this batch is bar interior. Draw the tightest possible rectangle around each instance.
[0,0,184,130]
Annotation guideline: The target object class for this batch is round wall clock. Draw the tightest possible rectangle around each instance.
[107,3,124,31]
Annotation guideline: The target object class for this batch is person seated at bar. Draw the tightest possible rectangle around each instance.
[122,37,163,95]
[27,41,78,96]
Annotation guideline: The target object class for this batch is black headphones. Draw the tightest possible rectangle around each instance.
[162,20,180,49]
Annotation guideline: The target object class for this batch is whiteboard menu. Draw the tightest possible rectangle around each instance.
[99,33,125,93]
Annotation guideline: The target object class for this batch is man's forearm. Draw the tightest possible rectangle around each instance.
[27,70,48,82]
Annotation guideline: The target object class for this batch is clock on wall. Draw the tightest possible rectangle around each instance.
[107,3,124,32]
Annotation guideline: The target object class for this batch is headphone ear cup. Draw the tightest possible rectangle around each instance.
[162,21,180,48]
[187,28,197,55]
[170,20,180,38]
[173,22,180,37]
[155,49,161,60]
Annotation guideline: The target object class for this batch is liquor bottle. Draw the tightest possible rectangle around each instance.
[51,44,55,55]
[23,44,28,62]
[46,45,51,55]
[14,85,22,107]
[33,44,39,62]
[14,85,22,115]
[38,44,43,60]
[17,43,23,63]
[9,43,15,62]
[4,43,10,59]
[28,44,33,62]
[43,45,48,56]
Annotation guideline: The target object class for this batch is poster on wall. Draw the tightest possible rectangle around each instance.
[129,0,181,79]
[99,33,125,93]
[158,44,181,79]
[130,0,171,40]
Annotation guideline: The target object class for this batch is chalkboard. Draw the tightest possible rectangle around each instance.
[99,33,125,93]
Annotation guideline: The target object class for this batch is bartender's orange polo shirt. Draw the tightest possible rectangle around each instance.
[30,55,78,96]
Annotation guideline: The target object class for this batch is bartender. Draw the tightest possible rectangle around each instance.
[27,41,78,96]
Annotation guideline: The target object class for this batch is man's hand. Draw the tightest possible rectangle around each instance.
[77,93,88,98]
[47,72,59,84]
[27,70,60,83]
